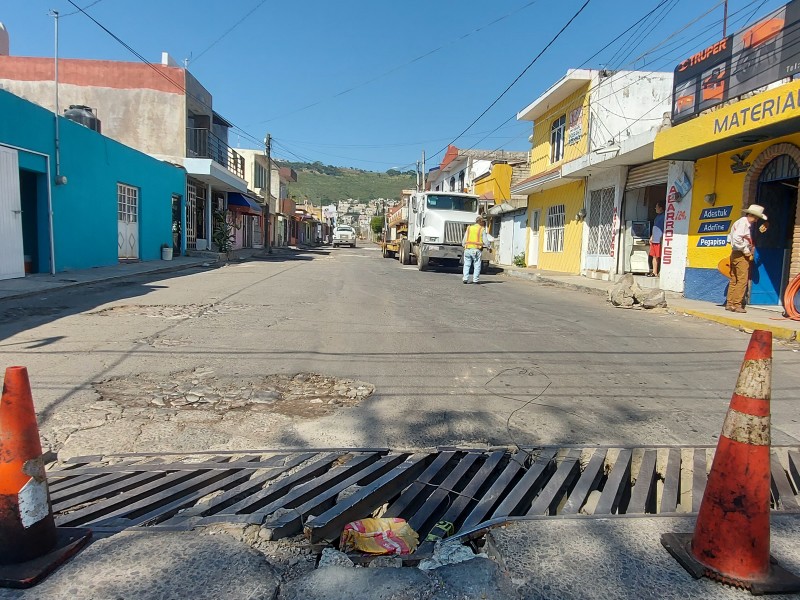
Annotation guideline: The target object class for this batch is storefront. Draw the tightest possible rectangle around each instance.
[655,78,800,306]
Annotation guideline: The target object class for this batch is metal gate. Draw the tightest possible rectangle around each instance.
[0,146,24,280]
[186,182,197,250]
[586,187,615,272]
[117,183,139,260]
[45,445,800,542]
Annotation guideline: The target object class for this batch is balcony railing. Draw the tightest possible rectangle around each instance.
[186,128,245,179]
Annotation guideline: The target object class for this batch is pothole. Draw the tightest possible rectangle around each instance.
[93,368,375,418]
[91,303,252,319]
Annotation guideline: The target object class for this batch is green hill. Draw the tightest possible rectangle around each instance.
[279,161,416,205]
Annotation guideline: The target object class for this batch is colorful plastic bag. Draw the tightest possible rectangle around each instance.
[339,517,419,555]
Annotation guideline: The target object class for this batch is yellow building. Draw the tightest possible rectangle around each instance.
[655,78,800,307]
[511,70,592,274]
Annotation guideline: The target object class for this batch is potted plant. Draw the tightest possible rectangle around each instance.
[161,243,173,261]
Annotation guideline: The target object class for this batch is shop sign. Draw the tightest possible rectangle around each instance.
[663,191,678,265]
[671,0,800,123]
[698,220,731,233]
[609,206,618,258]
[697,235,729,247]
[699,205,732,220]
[567,107,583,145]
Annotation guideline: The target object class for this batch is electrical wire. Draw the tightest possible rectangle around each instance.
[259,0,544,125]
[475,0,763,154]
[190,0,270,65]
[61,0,106,17]
[482,0,776,154]
[428,0,593,162]
[64,0,268,151]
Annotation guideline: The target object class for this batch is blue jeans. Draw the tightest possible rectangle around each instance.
[463,248,482,282]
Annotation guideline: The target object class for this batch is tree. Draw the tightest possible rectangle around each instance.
[386,169,401,177]
[370,216,385,234]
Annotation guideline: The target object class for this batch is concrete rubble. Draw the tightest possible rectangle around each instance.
[417,541,487,571]
[92,368,374,417]
[608,273,667,309]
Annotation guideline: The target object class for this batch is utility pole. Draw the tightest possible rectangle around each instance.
[421,150,426,191]
[49,10,63,184]
[264,133,272,254]
[722,0,728,37]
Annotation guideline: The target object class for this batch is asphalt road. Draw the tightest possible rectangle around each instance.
[1,244,798,458]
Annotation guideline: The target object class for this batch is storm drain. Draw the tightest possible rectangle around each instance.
[48,446,800,543]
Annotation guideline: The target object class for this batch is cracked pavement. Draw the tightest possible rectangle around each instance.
[1,246,799,461]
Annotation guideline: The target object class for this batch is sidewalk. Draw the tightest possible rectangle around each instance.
[500,265,800,341]
[0,246,327,303]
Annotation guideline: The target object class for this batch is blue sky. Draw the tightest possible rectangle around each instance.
[2,0,785,170]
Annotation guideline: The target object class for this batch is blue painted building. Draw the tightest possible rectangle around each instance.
[0,89,185,279]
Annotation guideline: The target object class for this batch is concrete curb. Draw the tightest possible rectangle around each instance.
[501,268,609,297]
[671,306,798,341]
[0,259,214,303]
[500,266,799,340]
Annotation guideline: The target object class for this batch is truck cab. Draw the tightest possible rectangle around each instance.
[408,192,481,270]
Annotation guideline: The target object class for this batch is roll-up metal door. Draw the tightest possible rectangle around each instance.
[625,161,669,190]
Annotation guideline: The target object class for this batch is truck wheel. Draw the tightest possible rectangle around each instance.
[382,245,389,258]
[482,260,489,273]
[417,253,428,271]
[400,239,411,265]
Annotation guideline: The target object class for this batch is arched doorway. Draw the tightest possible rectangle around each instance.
[750,154,799,305]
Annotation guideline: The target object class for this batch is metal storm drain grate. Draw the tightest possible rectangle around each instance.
[47,446,800,543]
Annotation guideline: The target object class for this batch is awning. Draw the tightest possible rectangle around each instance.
[488,202,526,216]
[228,193,263,215]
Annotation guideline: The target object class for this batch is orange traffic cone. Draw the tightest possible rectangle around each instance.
[0,366,91,589]
[662,330,800,594]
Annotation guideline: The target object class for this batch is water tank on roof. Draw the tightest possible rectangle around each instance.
[64,105,101,133]
[0,23,9,56]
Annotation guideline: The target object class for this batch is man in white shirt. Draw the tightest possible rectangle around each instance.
[726,204,768,313]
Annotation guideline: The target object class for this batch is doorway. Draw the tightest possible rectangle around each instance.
[752,154,798,305]
[117,183,140,260]
[171,194,182,253]
[586,187,615,272]
[0,146,24,279]
[526,209,540,267]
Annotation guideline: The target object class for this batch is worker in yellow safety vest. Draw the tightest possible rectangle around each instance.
[462,215,493,284]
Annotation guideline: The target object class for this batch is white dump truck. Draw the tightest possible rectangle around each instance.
[394,191,485,272]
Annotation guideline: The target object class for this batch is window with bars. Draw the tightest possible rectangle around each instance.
[587,187,615,256]
[545,204,565,253]
[117,183,139,223]
[550,115,566,164]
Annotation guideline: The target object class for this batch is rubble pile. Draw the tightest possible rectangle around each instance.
[608,274,667,309]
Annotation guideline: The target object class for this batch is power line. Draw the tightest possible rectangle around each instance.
[259,0,544,124]
[64,0,267,150]
[190,0,270,65]
[458,0,677,154]
[428,0,593,162]
[62,0,106,17]
[464,0,771,157]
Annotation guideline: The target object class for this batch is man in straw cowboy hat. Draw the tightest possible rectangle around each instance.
[726,203,768,313]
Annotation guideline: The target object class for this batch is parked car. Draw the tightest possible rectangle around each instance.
[333,226,357,248]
